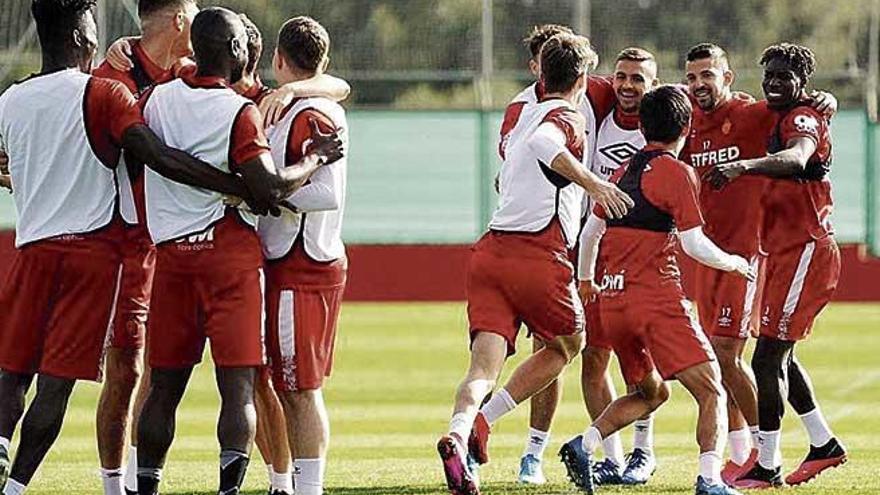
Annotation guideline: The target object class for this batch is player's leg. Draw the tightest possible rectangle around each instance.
[712,335,758,482]
[97,347,143,495]
[281,389,328,495]
[215,366,258,494]
[255,371,293,494]
[0,372,34,490]
[622,384,657,486]
[519,338,559,484]
[124,370,151,495]
[136,367,193,495]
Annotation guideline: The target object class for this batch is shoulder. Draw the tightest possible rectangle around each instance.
[510,83,539,105]
[543,105,585,131]
[586,75,615,118]
[86,76,136,103]
[651,154,696,181]
[781,104,827,139]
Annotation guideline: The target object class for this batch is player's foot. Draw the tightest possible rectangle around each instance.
[621,448,656,485]
[695,475,744,495]
[721,449,758,485]
[438,435,480,495]
[592,457,624,485]
[518,454,546,485]
[558,435,594,494]
[468,412,490,465]
[0,443,8,489]
[732,464,783,489]
[785,437,847,486]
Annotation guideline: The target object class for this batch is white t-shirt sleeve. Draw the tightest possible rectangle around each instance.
[578,214,606,281]
[679,226,745,272]
[528,122,569,165]
[285,162,341,212]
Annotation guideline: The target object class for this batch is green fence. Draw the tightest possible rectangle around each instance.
[0,109,877,250]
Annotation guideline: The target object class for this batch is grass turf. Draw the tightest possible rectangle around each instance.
[13,302,880,494]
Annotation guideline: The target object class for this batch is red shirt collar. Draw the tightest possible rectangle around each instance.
[181,71,229,90]
[241,76,268,101]
[131,41,175,84]
[613,106,640,130]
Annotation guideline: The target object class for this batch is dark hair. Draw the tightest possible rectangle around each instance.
[31,0,97,49]
[240,14,262,75]
[523,24,574,58]
[639,85,692,143]
[616,47,655,64]
[539,33,597,94]
[137,0,195,19]
[277,16,329,73]
[760,42,816,83]
[686,42,728,65]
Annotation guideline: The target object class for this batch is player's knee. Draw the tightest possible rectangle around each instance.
[560,332,586,361]
[644,381,671,410]
[581,346,611,382]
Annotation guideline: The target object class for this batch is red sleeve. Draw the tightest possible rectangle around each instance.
[542,107,585,161]
[84,77,145,168]
[92,61,137,93]
[586,75,616,121]
[778,106,831,162]
[229,103,272,169]
[591,165,627,219]
[642,156,704,230]
[498,101,526,160]
[285,109,337,166]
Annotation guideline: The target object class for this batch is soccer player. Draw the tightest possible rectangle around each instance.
[0,1,265,494]
[258,17,348,495]
[499,26,630,484]
[133,8,343,495]
[707,43,847,489]
[561,85,752,495]
[438,33,612,495]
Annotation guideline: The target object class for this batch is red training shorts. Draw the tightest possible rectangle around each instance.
[585,297,612,350]
[110,226,156,350]
[467,226,584,356]
[694,254,766,339]
[759,238,839,341]
[602,295,716,386]
[0,239,123,381]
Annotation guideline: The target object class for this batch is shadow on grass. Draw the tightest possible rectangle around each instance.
[177,486,442,495]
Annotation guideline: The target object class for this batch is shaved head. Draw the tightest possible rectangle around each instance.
[190,6,248,83]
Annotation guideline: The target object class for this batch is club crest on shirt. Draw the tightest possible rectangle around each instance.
[722,118,732,135]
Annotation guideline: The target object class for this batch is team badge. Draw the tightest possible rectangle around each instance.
[722,118,732,135]
[794,114,820,135]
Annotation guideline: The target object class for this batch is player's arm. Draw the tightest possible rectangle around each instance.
[0,147,10,192]
[810,90,837,118]
[528,122,634,218]
[679,226,754,280]
[104,36,139,71]
[707,135,816,188]
[577,213,606,300]
[259,74,351,127]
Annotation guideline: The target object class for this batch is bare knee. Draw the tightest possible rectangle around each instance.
[636,378,670,411]
[104,349,143,394]
[581,346,611,383]
[549,332,586,363]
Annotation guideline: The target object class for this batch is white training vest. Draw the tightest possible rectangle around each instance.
[259,98,348,261]
[0,69,119,247]
[143,79,258,244]
[592,111,645,180]
[490,99,584,248]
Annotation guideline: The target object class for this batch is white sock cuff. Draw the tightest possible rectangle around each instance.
[0,436,9,451]
[3,478,26,495]
[497,388,516,408]
[100,467,124,478]
[582,426,603,454]
[448,412,473,444]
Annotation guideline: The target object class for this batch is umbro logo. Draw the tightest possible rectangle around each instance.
[599,142,640,165]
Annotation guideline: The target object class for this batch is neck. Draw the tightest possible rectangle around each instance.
[647,138,683,155]
[139,30,179,70]
[41,49,84,74]
[195,65,229,82]
[233,73,257,93]
[543,88,579,106]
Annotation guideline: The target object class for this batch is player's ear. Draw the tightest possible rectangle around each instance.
[174,12,185,32]
[528,58,539,78]
[724,69,735,87]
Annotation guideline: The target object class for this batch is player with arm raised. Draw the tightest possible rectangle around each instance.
[257,16,348,495]
[438,34,605,495]
[708,43,847,490]
[132,8,342,495]
[560,86,751,495]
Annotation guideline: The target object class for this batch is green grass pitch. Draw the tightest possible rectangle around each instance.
[14,302,880,494]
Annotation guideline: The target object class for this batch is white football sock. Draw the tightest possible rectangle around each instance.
[582,426,603,454]
[3,478,26,495]
[480,388,517,424]
[293,458,325,495]
[448,412,473,446]
[699,451,723,485]
[0,436,9,451]
[523,427,549,459]
[757,430,782,469]
[800,408,833,447]
[632,415,654,454]
[271,467,294,492]
[100,468,124,495]
[266,463,273,478]
[124,445,138,493]
[728,427,752,465]
[749,426,760,449]
[603,433,625,465]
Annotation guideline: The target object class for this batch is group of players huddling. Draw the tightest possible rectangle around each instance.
[0,1,353,494]
[439,24,848,495]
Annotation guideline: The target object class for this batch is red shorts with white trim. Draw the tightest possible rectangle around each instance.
[0,239,123,381]
[467,226,584,356]
[585,297,612,350]
[602,294,716,386]
[110,226,156,350]
[266,282,345,393]
[147,266,266,368]
[759,238,840,341]
[694,254,766,339]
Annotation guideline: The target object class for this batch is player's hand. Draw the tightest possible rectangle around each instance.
[259,86,295,128]
[0,150,11,193]
[578,279,601,302]
[105,37,137,71]
[730,255,756,281]
[707,161,747,189]
[586,180,634,219]
[308,118,344,165]
[810,90,838,119]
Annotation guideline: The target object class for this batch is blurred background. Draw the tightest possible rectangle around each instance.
[1,0,879,297]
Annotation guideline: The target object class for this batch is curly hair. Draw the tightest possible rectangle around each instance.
[760,43,816,83]
[32,0,97,48]
[523,24,574,58]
